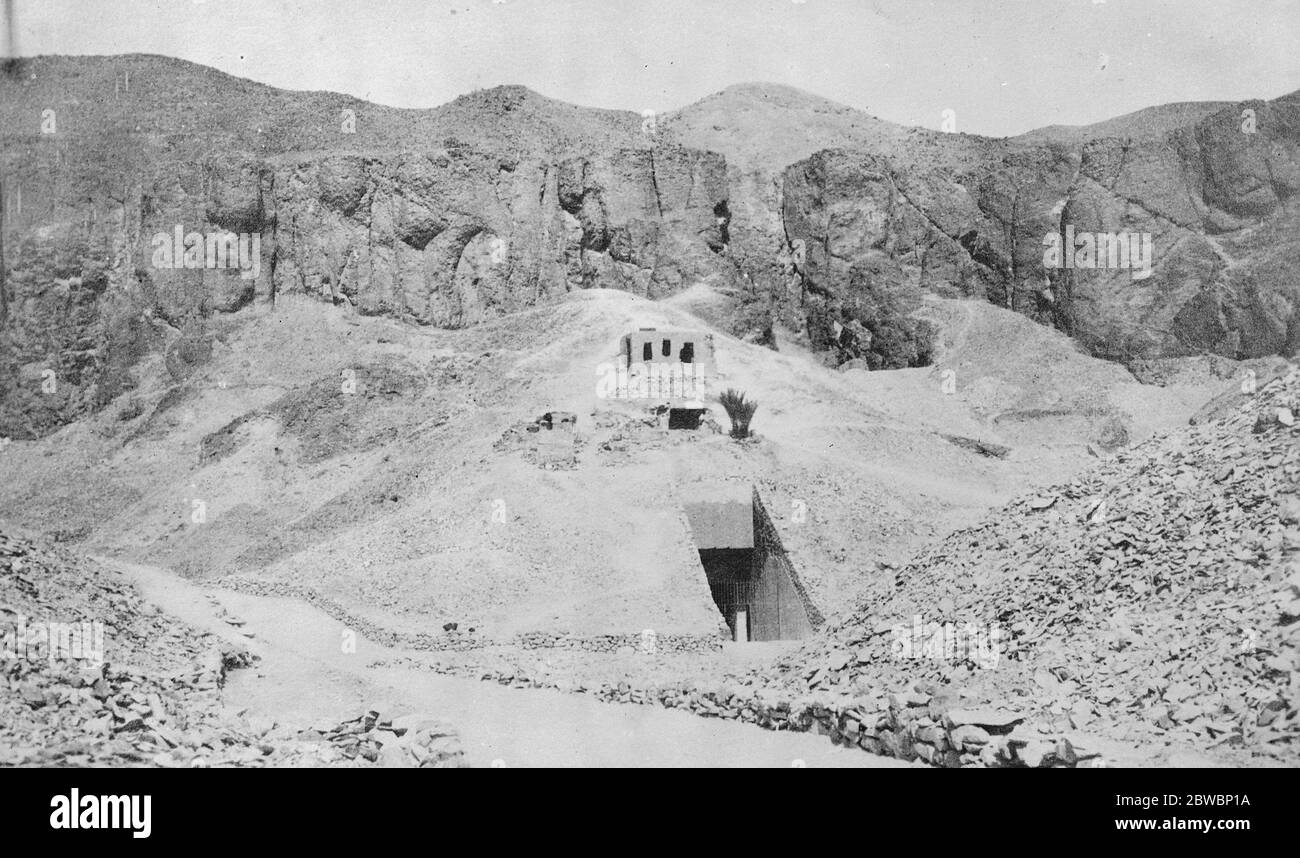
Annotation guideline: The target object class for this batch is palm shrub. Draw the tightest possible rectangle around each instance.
[719,388,757,439]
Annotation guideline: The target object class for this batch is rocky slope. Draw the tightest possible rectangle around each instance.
[1012,101,1234,146]
[0,527,466,766]
[763,362,1300,765]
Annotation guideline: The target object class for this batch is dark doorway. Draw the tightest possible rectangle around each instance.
[683,495,816,642]
[668,408,705,430]
[698,548,753,641]
[679,342,695,363]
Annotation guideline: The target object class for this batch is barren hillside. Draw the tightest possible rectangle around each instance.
[0,287,1226,648]
[1013,101,1235,146]
[763,362,1300,766]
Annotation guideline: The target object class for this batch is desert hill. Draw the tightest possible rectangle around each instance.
[669,82,1299,375]
[1013,100,1234,146]
[0,286,1223,647]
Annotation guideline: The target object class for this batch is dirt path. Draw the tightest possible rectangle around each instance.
[101,557,909,768]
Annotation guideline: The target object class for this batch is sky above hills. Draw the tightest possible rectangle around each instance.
[7,0,1300,137]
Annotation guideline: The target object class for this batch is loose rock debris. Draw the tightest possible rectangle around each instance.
[0,533,466,767]
[765,366,1300,765]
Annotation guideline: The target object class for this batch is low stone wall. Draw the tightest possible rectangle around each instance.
[584,684,1110,767]
[215,577,1112,766]
[515,631,721,654]
[214,577,722,654]
[379,654,1118,768]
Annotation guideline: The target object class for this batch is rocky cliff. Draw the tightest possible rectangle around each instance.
[0,56,735,436]
[1,56,1297,438]
[672,84,1300,367]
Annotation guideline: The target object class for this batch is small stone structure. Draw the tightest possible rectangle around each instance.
[215,576,723,653]
[667,408,707,430]
[494,411,579,468]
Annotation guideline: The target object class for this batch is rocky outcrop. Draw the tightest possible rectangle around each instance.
[266,144,729,325]
[0,57,736,438]
[1,56,1297,438]
[777,93,1300,364]
[779,142,1076,366]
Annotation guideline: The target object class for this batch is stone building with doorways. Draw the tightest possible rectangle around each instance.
[620,328,716,379]
[607,329,715,427]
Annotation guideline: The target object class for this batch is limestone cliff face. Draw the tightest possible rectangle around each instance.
[780,144,1076,316]
[262,145,728,326]
[0,57,735,437]
[1063,97,1300,360]
[776,92,1300,363]
[0,57,1297,438]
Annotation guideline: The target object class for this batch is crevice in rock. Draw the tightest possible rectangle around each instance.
[648,150,664,219]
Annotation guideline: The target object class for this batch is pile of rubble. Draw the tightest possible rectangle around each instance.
[1,531,466,767]
[591,407,722,463]
[312,710,467,768]
[765,364,1300,765]
[493,413,581,470]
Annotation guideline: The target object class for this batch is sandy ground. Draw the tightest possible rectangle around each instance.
[104,557,908,768]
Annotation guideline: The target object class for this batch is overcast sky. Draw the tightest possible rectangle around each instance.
[9,0,1300,136]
